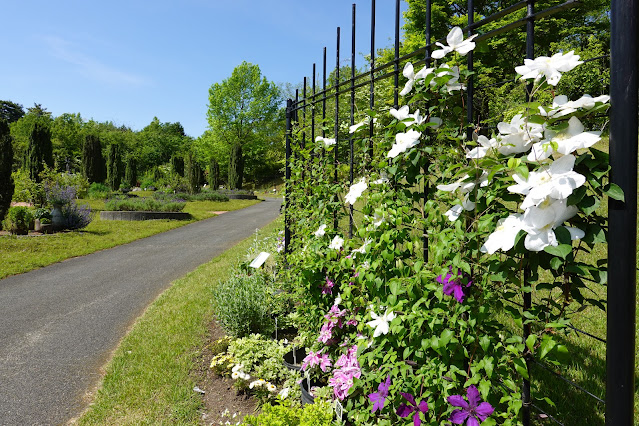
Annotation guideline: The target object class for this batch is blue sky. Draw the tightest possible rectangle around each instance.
[0,0,407,138]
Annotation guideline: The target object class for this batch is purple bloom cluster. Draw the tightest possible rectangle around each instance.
[45,182,77,207]
[397,392,429,426]
[321,276,335,295]
[328,345,360,400]
[437,266,473,303]
[301,350,332,372]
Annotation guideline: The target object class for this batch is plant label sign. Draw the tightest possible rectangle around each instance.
[249,251,270,268]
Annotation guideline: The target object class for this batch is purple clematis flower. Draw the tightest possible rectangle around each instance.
[448,385,494,425]
[321,276,335,295]
[369,375,391,413]
[396,392,428,426]
[436,267,473,303]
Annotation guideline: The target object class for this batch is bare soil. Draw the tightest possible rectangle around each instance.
[195,320,258,426]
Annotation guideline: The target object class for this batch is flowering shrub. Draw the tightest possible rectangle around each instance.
[45,182,93,230]
[285,24,610,425]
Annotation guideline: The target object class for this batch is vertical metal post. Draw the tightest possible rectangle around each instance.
[284,99,292,254]
[369,0,376,161]
[466,0,474,141]
[312,63,316,161]
[522,2,534,425]
[423,0,432,263]
[349,4,356,238]
[334,27,340,230]
[606,0,638,424]
[302,78,307,181]
[323,47,327,159]
[393,0,400,108]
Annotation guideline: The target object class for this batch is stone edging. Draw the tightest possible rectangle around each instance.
[100,211,192,221]
[225,194,258,200]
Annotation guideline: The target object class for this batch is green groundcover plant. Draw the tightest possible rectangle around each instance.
[104,196,186,212]
[284,26,610,425]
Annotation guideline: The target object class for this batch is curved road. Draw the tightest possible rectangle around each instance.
[0,197,281,425]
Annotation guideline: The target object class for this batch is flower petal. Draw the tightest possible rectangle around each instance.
[396,403,415,418]
[466,385,481,408]
[449,409,469,424]
[447,395,469,409]
[401,392,417,406]
[475,402,495,421]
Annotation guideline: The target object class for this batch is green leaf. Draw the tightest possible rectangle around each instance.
[513,358,529,380]
[543,244,572,259]
[507,157,521,169]
[554,226,572,245]
[526,334,537,353]
[539,336,557,359]
[549,257,563,270]
[604,183,625,202]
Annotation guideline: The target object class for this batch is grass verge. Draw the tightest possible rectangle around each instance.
[0,199,259,279]
[76,218,280,425]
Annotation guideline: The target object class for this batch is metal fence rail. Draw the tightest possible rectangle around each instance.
[284,0,637,424]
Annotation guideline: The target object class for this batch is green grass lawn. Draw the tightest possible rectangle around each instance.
[76,219,280,425]
[0,198,260,279]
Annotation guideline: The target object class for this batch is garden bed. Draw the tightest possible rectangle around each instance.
[99,211,191,221]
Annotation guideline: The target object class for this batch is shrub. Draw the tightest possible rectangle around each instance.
[153,191,229,202]
[241,400,333,426]
[0,119,14,224]
[2,206,33,234]
[171,155,184,177]
[104,197,186,212]
[44,182,93,230]
[10,169,43,204]
[213,272,273,337]
[87,182,111,200]
[186,153,202,194]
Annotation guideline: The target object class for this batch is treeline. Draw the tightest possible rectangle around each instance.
[0,98,284,193]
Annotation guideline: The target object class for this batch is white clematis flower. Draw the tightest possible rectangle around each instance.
[496,114,543,155]
[352,239,372,256]
[515,51,583,86]
[390,105,411,121]
[444,196,476,221]
[315,136,336,147]
[480,214,525,254]
[314,224,327,237]
[508,154,586,209]
[466,135,499,159]
[387,129,422,158]
[399,63,435,96]
[527,116,601,161]
[329,235,344,250]
[367,308,396,338]
[521,198,583,251]
[345,178,367,205]
[349,117,377,134]
[372,212,385,228]
[431,26,478,59]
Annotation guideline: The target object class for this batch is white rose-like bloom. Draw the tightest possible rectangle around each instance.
[431,26,478,59]
[480,214,525,254]
[515,51,583,86]
[444,196,476,221]
[508,154,586,209]
[367,308,396,338]
[315,136,336,147]
[329,235,344,250]
[314,224,327,237]
[387,129,422,158]
[345,178,368,205]
[521,198,583,251]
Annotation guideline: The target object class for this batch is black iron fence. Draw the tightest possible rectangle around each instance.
[284,0,637,424]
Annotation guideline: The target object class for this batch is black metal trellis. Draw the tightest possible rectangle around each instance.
[284,0,637,423]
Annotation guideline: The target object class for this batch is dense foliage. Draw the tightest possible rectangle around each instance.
[228,143,244,190]
[106,143,123,190]
[0,120,14,224]
[82,135,106,184]
[27,122,53,183]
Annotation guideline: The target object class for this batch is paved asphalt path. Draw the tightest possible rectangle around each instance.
[0,197,281,425]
